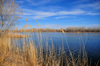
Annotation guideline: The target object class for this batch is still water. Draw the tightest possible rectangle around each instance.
[11,32,100,65]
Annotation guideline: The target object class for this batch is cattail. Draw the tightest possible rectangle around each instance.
[25,19,27,21]
[62,29,65,34]
[23,25,25,28]
[37,29,38,31]
[21,28,23,31]
[78,31,79,34]
[37,24,40,26]
[36,20,38,22]
[32,29,33,32]
[56,24,59,27]
[29,24,31,27]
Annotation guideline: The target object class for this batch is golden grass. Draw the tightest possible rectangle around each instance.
[0,32,99,66]
[6,33,28,38]
[0,36,61,66]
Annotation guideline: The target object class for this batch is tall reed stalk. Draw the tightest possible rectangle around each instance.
[0,32,99,66]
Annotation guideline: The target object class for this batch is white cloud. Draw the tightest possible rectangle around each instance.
[26,0,31,2]
[32,16,46,19]
[55,16,70,19]
[58,10,85,15]
[26,0,50,6]
[25,0,64,6]
[21,1,100,19]
[32,11,56,19]
[55,16,77,19]
[17,0,100,20]
[22,9,86,19]
[22,8,100,19]
[77,1,100,10]
[23,13,32,15]
[87,12,100,15]
[35,11,56,16]
[72,0,90,4]
[16,1,25,4]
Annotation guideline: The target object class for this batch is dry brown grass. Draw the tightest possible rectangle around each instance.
[6,33,28,38]
[0,36,61,66]
[0,32,99,66]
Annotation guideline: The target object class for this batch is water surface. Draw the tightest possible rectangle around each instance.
[11,32,100,66]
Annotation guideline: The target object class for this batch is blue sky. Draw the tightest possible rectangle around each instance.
[15,0,100,29]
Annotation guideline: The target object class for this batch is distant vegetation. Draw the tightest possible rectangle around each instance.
[10,27,100,32]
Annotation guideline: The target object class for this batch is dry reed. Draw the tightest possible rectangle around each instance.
[0,31,99,66]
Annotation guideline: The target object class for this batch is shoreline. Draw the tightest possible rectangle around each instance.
[10,31,100,33]
[6,33,28,38]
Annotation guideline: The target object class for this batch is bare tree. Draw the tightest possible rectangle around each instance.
[0,0,22,34]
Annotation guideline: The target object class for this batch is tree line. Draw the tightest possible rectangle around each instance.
[10,27,100,32]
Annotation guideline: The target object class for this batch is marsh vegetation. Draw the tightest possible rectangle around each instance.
[0,0,100,66]
[0,32,100,66]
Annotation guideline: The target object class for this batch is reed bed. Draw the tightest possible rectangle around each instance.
[0,32,99,66]
[7,33,28,38]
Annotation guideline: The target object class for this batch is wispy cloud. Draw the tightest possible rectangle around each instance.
[15,0,100,29]
[18,0,100,20]
[72,0,90,4]
[22,8,100,19]
[55,16,76,19]
[58,10,85,15]
[76,1,100,10]
[16,1,25,4]
[26,0,50,6]
[23,8,100,19]
[87,12,100,15]
[55,16,70,19]
[22,9,86,19]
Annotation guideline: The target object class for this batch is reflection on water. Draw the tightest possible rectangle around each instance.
[11,32,100,66]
